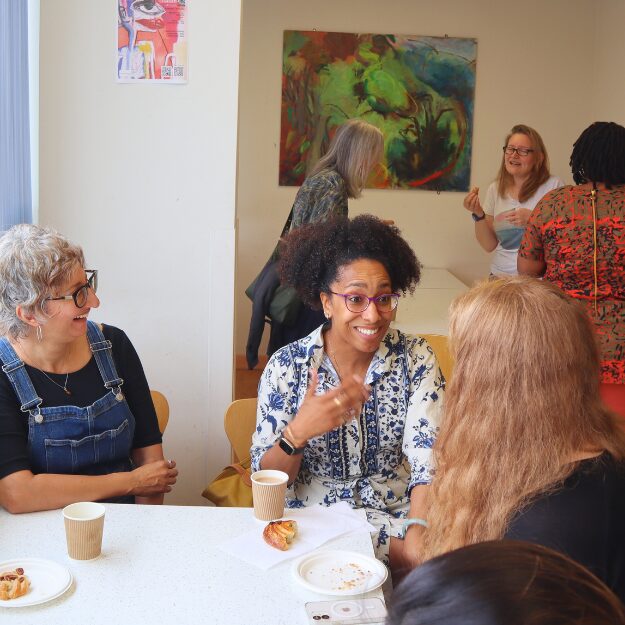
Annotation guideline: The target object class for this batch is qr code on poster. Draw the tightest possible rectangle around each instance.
[173,65,184,78]
[161,65,172,78]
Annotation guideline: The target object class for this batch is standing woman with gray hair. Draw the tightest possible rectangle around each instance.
[283,119,385,344]
[289,118,384,229]
[247,119,385,363]
[0,224,178,513]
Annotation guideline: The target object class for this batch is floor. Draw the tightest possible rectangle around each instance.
[234,355,266,399]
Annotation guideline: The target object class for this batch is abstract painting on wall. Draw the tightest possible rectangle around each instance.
[117,0,187,82]
[280,31,477,191]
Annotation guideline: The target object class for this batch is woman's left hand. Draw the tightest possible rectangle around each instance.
[504,207,532,226]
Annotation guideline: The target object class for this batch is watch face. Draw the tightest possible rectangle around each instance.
[279,436,296,455]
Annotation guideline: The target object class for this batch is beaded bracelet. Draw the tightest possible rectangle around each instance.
[400,517,429,539]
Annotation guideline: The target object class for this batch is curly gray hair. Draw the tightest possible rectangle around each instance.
[0,224,85,339]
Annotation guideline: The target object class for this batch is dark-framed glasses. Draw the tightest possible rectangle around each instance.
[330,291,400,313]
[46,270,98,308]
[503,146,534,157]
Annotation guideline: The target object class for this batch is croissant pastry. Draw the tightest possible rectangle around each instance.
[0,568,30,601]
[263,520,298,551]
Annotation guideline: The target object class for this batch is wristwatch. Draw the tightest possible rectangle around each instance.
[278,434,305,456]
[471,211,486,222]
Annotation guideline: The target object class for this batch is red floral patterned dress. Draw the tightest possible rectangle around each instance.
[519,184,625,383]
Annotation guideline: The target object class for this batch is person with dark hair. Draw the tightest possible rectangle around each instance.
[463,124,563,276]
[250,215,444,572]
[387,540,625,625]
[519,121,625,417]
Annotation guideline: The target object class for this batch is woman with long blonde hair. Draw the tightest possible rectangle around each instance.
[463,124,563,276]
[419,277,625,601]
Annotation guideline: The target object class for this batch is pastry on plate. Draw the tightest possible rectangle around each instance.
[263,520,298,551]
[0,568,30,601]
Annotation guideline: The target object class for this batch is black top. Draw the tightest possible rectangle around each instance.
[0,324,162,479]
[505,453,625,602]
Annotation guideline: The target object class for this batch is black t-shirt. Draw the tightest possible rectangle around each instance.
[0,324,162,479]
[505,453,625,602]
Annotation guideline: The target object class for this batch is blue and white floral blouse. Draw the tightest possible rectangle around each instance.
[251,325,444,562]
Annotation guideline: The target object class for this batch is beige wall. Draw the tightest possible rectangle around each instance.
[235,0,595,355]
[592,0,625,125]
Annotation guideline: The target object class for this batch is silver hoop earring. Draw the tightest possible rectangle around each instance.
[36,325,43,342]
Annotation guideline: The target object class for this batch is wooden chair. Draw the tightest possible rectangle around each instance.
[224,398,257,462]
[420,334,454,382]
[150,390,170,434]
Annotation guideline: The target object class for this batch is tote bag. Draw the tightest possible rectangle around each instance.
[202,458,253,507]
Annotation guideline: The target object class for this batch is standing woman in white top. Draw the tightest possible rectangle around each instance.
[463,124,563,276]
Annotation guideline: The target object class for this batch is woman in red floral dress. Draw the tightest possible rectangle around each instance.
[518,122,625,417]
[518,122,625,416]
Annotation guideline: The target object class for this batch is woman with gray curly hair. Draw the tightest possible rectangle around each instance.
[0,224,177,513]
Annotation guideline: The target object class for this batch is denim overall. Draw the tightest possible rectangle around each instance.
[0,322,135,500]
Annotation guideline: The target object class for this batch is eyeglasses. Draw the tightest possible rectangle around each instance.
[46,270,98,308]
[503,146,535,157]
[330,291,400,313]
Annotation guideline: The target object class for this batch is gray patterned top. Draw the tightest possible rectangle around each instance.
[290,167,348,230]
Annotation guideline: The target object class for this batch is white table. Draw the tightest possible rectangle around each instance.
[393,268,468,336]
[0,504,384,625]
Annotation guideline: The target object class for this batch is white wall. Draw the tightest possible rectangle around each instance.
[235,0,595,354]
[39,2,241,505]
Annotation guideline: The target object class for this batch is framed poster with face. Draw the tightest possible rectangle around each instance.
[117,0,187,83]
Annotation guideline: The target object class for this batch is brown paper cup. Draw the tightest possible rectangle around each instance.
[63,502,106,560]
[251,470,288,521]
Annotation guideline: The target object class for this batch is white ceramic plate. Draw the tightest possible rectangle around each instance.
[0,558,72,608]
[292,550,388,596]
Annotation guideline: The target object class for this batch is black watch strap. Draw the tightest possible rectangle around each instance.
[471,211,486,222]
[279,435,305,455]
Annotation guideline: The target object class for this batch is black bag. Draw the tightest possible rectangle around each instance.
[245,263,301,326]
[245,207,301,326]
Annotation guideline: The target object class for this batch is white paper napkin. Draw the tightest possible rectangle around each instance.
[219,503,376,570]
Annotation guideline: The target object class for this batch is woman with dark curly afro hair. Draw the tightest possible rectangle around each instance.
[251,215,445,577]
[519,121,625,417]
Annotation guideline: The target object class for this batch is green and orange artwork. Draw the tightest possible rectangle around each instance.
[280,31,477,191]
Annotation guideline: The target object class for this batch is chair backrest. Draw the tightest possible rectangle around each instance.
[420,334,454,382]
[224,398,257,463]
[150,390,170,434]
